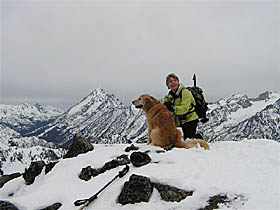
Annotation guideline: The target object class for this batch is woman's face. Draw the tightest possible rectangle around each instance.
[167,77,179,92]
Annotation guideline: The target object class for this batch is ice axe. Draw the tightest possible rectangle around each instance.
[192,73,197,87]
[74,165,130,210]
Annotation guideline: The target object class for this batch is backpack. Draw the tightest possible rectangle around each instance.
[186,86,209,123]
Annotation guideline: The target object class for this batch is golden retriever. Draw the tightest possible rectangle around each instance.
[132,94,209,150]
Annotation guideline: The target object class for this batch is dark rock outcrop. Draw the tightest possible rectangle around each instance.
[198,194,229,210]
[45,162,59,174]
[198,194,246,210]
[0,200,20,210]
[130,152,151,167]
[124,144,139,152]
[117,174,153,205]
[118,174,194,205]
[63,134,94,159]
[23,161,45,185]
[0,172,22,189]
[152,182,193,202]
[39,202,62,210]
[79,154,130,181]
[79,166,97,181]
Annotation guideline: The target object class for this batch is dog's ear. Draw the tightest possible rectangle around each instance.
[150,96,160,104]
[143,97,153,111]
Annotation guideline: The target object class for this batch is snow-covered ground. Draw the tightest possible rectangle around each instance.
[1,139,279,210]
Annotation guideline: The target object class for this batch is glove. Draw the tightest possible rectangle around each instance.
[164,102,174,112]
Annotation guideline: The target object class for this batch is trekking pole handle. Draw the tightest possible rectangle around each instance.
[74,193,97,206]
[119,165,130,178]
[74,165,129,209]
[77,200,90,210]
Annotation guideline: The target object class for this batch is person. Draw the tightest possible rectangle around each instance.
[163,73,202,140]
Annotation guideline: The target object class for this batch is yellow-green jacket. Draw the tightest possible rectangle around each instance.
[163,84,199,125]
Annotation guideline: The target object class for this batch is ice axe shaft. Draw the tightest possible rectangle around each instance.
[74,165,130,210]
[192,73,197,87]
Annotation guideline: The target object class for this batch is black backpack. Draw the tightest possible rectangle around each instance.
[183,74,209,123]
[186,86,209,123]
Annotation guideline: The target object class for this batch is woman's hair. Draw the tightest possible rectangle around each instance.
[166,73,179,87]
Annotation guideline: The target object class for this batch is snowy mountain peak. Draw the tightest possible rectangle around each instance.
[90,87,106,96]
[0,103,63,136]
[67,88,124,116]
[202,91,280,142]
[251,91,280,102]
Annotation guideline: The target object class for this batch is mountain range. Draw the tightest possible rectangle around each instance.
[0,88,279,172]
[16,88,280,145]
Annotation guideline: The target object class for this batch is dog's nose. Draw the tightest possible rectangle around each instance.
[132,100,135,105]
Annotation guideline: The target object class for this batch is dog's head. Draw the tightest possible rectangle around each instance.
[132,94,159,112]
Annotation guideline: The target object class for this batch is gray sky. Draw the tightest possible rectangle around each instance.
[1,0,279,109]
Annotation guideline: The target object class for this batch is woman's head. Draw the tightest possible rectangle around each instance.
[166,73,179,91]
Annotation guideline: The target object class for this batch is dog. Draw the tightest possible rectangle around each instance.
[132,94,209,150]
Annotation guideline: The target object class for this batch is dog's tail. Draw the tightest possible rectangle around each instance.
[175,139,210,150]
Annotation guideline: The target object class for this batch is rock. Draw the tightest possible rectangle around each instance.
[45,162,59,174]
[103,155,130,171]
[198,194,246,210]
[23,161,45,185]
[20,161,58,185]
[152,182,193,202]
[198,194,229,210]
[125,144,139,152]
[0,200,20,210]
[163,144,174,151]
[118,174,195,205]
[63,134,94,159]
[130,151,151,167]
[39,202,62,210]
[79,166,100,181]
[0,172,22,188]
[117,174,153,205]
[79,154,130,181]
[115,154,131,165]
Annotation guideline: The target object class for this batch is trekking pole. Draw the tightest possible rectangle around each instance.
[74,165,130,210]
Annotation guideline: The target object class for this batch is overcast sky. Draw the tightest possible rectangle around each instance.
[1,0,279,109]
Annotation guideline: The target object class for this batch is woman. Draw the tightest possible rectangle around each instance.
[163,73,201,140]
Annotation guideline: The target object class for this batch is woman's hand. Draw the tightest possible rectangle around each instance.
[164,102,174,112]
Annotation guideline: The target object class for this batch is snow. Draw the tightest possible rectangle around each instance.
[67,95,100,116]
[0,103,63,120]
[209,92,280,133]
[228,94,279,125]
[1,139,279,210]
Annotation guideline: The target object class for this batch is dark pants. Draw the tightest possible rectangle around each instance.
[181,119,198,140]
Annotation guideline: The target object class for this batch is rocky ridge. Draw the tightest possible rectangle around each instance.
[33,89,280,145]
[1,88,280,173]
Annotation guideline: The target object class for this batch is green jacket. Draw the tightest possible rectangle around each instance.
[163,84,199,125]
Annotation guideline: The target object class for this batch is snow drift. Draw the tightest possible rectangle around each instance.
[0,139,279,210]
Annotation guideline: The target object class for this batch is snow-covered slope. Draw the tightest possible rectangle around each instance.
[0,140,279,210]
[201,91,280,142]
[36,88,147,147]
[0,125,64,173]
[0,103,63,135]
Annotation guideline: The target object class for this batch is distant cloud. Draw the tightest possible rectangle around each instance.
[2,0,279,108]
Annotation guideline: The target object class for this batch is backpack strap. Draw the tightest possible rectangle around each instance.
[176,88,196,118]
[179,87,195,112]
